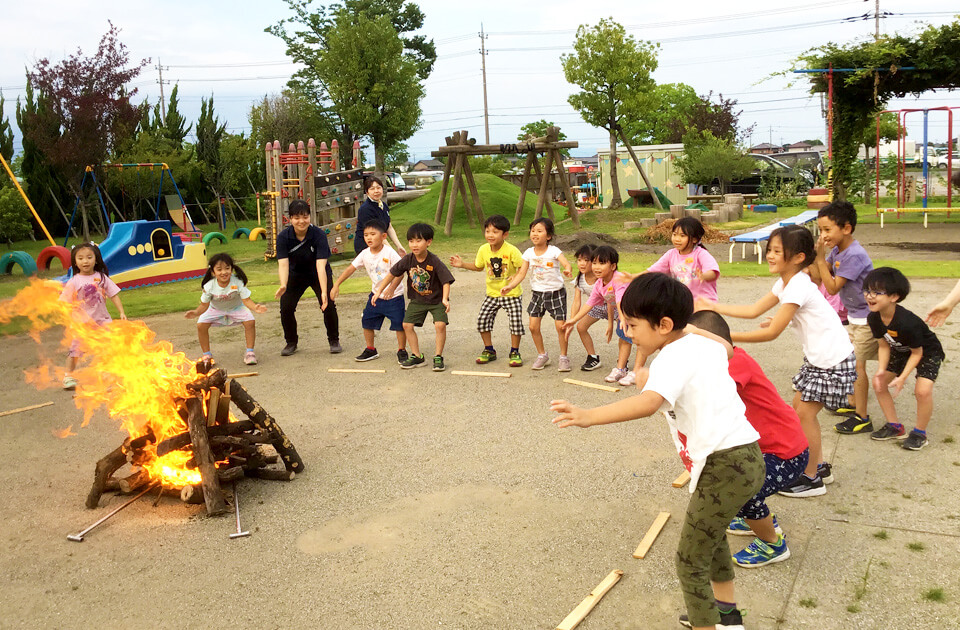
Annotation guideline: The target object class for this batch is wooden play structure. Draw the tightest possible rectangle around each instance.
[430,127,581,235]
[261,139,365,259]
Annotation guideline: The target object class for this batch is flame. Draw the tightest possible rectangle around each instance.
[52,424,77,438]
[2,280,211,487]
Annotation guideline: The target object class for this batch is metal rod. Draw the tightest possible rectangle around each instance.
[67,483,158,542]
[229,482,250,539]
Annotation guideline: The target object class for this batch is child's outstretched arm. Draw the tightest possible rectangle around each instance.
[441,280,452,313]
[242,296,267,314]
[696,292,778,319]
[550,390,665,428]
[500,261,529,295]
[330,265,357,301]
[185,301,210,319]
[109,294,127,320]
[371,272,397,306]
[926,278,960,327]
[449,254,482,271]
[558,253,573,278]
[730,303,799,343]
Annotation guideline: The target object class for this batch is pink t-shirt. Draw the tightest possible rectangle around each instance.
[647,247,720,302]
[586,271,630,309]
[59,272,121,324]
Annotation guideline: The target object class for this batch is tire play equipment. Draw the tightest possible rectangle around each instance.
[248,227,266,241]
[36,246,72,270]
[202,232,227,246]
[0,251,39,276]
[232,228,251,239]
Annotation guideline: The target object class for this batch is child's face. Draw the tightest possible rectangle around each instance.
[366,181,384,202]
[408,236,431,257]
[529,223,550,246]
[484,225,507,247]
[576,255,592,275]
[591,258,616,280]
[364,227,386,249]
[74,248,96,274]
[621,313,666,355]
[863,287,898,313]
[766,236,787,274]
[671,229,694,253]
[289,212,311,232]
[816,216,851,250]
[212,260,232,285]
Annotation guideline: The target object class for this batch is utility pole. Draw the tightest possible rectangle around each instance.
[874,0,880,40]
[479,24,490,144]
[156,58,169,119]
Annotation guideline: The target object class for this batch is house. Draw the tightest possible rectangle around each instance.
[411,159,445,171]
[785,141,813,152]
[749,143,780,155]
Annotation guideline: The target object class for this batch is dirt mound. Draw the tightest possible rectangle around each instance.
[636,219,730,245]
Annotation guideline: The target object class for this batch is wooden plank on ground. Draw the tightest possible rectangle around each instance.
[555,569,624,630]
[0,401,54,418]
[450,370,512,378]
[671,470,691,488]
[562,378,619,393]
[633,512,671,559]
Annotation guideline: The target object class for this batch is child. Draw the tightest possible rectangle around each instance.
[499,218,573,371]
[450,215,525,367]
[569,244,604,371]
[864,267,944,450]
[373,223,454,371]
[185,253,267,365]
[59,243,126,390]
[563,246,633,384]
[552,273,763,630]
[811,200,877,434]
[697,225,856,498]
[689,310,810,569]
[647,217,720,302]
[330,219,408,364]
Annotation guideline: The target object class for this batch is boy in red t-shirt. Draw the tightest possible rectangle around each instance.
[689,311,810,569]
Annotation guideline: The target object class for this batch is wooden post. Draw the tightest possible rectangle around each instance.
[331,139,340,172]
[514,152,535,225]
[531,154,554,218]
[445,153,465,236]
[461,157,485,224]
[434,135,455,224]
[616,128,662,210]
[552,149,580,228]
[456,173,476,229]
[184,397,228,516]
[535,150,555,220]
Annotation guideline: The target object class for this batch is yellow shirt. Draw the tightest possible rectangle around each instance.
[475,242,523,298]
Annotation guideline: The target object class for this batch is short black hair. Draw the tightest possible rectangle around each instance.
[484,214,511,233]
[864,266,910,302]
[363,176,383,193]
[687,310,732,345]
[817,200,857,231]
[574,244,597,260]
[529,217,555,240]
[621,273,693,330]
[406,222,434,241]
[672,217,705,248]
[592,245,619,265]
[288,199,311,216]
[363,219,387,234]
[767,225,815,269]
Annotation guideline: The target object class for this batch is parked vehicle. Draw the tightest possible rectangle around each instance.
[402,171,444,188]
[769,151,825,184]
[704,154,812,195]
[937,152,958,169]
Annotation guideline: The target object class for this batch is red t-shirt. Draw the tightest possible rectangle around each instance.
[728,347,808,460]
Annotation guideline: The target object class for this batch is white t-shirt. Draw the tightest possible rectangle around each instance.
[200,275,251,312]
[353,244,404,300]
[772,272,853,368]
[522,245,565,292]
[642,334,760,493]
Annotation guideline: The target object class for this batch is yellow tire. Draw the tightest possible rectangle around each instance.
[249,228,266,241]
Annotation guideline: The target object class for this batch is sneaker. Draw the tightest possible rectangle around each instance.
[508,350,523,367]
[557,355,572,372]
[618,370,636,386]
[777,474,826,498]
[476,348,497,364]
[835,414,873,434]
[817,462,834,485]
[355,347,379,362]
[433,355,445,372]
[604,367,627,383]
[62,375,77,390]
[733,534,791,568]
[831,405,857,417]
[871,422,906,441]
[532,353,550,370]
[580,355,601,371]
[397,349,409,365]
[901,430,928,451]
[243,350,258,366]
[679,608,744,629]
[401,354,425,369]
[329,340,343,354]
[727,515,782,536]
[281,343,297,357]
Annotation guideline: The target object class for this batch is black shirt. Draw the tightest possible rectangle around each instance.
[868,305,944,357]
[354,199,391,254]
[389,251,455,305]
[276,225,332,276]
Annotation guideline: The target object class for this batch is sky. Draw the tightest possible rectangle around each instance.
[2,0,958,165]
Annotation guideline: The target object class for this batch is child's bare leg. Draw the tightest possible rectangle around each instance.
[404,322,420,356]
[617,339,631,369]
[914,377,934,431]
[510,333,521,349]
[242,320,256,348]
[853,358,869,416]
[197,322,212,353]
[555,320,569,355]
[529,316,545,354]
[65,355,78,374]
[395,329,406,350]
[435,321,447,356]
[363,328,376,348]
[746,515,778,544]
[873,371,898,425]
[793,394,824,477]
[577,316,598,355]
[480,330,493,347]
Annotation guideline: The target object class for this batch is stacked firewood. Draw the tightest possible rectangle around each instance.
[85,364,304,516]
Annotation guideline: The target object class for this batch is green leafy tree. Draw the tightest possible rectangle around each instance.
[196,95,227,197]
[518,120,569,157]
[561,18,658,208]
[0,92,13,162]
[248,88,337,151]
[674,130,754,194]
[0,186,32,245]
[860,111,901,202]
[159,85,192,148]
[624,83,698,145]
[382,142,409,171]
[467,155,510,176]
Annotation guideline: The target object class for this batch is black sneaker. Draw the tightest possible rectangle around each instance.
[281,343,298,357]
[580,355,601,371]
[355,347,379,362]
[401,354,425,369]
[901,430,928,451]
[679,607,744,628]
[817,462,834,485]
[329,340,343,354]
[433,355,445,372]
[397,349,409,364]
[835,414,873,434]
[777,474,826,498]
[871,422,906,441]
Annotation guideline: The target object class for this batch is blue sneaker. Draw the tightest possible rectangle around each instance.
[726,515,782,536]
[733,534,791,568]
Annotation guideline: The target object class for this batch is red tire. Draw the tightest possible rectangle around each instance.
[36,246,71,271]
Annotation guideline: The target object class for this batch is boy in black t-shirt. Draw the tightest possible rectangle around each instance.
[373,223,455,371]
[863,267,944,450]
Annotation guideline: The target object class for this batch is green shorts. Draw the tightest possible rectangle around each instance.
[404,301,449,326]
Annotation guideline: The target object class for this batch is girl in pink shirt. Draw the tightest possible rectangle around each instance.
[647,217,720,302]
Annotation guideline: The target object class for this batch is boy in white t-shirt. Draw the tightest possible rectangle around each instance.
[330,220,408,363]
[552,273,763,630]
[500,218,573,371]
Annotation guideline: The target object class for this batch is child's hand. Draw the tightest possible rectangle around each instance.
[370,293,379,306]
[185,309,198,319]
[329,286,340,301]
[605,323,613,343]
[275,285,286,299]
[449,254,462,268]
[119,313,127,320]
[442,298,450,313]
[563,267,573,278]
[926,303,953,327]
[693,297,716,312]
[550,399,592,428]
[253,303,267,314]
[499,285,511,296]
[889,376,906,398]
[759,316,773,328]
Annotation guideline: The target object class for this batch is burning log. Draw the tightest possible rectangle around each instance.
[118,469,151,494]
[247,467,296,481]
[155,420,255,456]
[185,397,228,516]
[228,380,304,474]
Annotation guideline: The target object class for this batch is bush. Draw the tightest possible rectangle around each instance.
[0,185,33,244]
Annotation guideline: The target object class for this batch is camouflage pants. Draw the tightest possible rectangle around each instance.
[677,441,764,627]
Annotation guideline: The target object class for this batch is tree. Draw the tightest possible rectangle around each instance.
[196,95,227,197]
[860,111,901,202]
[624,83,698,145]
[674,130,754,194]
[561,19,658,208]
[317,10,423,175]
[0,92,13,162]
[518,119,570,157]
[158,85,191,148]
[0,186,32,245]
[248,88,337,150]
[382,142,409,171]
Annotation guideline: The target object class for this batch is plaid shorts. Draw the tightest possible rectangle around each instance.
[477,295,525,335]
[587,303,608,320]
[527,289,567,320]
[792,351,857,410]
[886,350,944,382]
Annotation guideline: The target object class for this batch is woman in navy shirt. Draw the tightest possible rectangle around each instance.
[354,176,406,255]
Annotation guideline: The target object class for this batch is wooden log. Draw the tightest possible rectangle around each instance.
[211,435,250,448]
[180,484,204,505]
[86,445,127,509]
[186,368,227,394]
[551,149,580,228]
[226,372,259,379]
[616,128,662,210]
[434,136,455,224]
[555,569,624,630]
[461,157,485,223]
[562,378,620,393]
[534,151,554,220]
[216,393,231,425]
[0,401,54,417]
[118,469,151,494]
[671,470,691,488]
[632,511,671,559]
[246,467,296,481]
[155,420,256,456]
[185,397,228,516]
[514,152,536,225]
[455,165,476,229]
[444,153,465,236]
[327,368,387,374]
[431,141,579,156]
[228,380,305,474]
[217,465,245,484]
[450,370,511,378]
[206,388,221,427]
